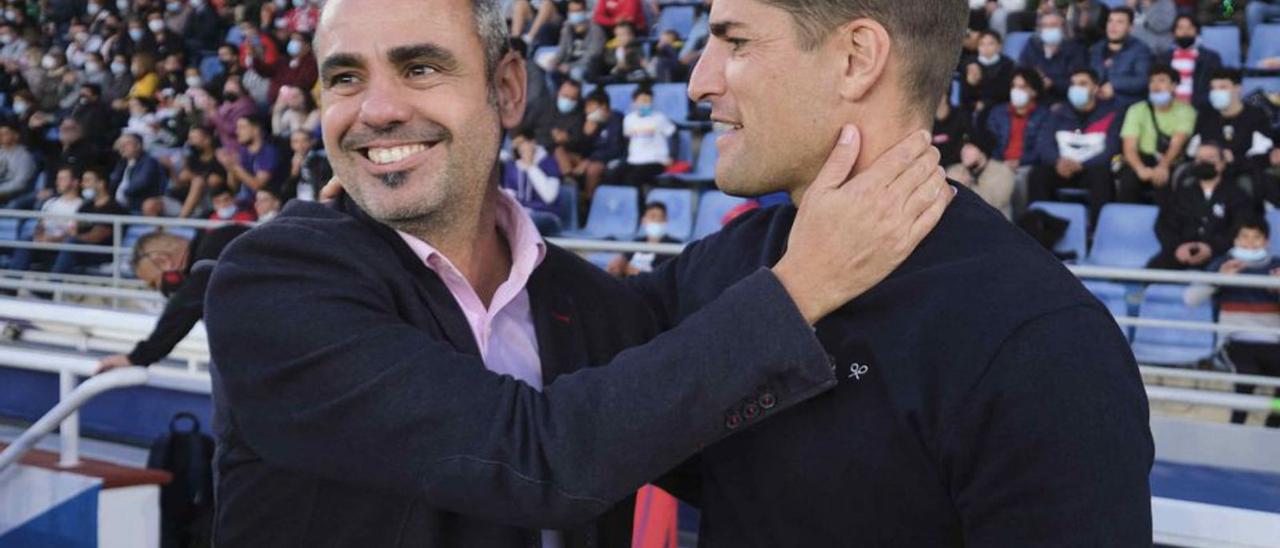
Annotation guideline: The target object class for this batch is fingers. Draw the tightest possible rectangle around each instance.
[905,179,955,249]
[901,166,947,219]
[889,146,942,209]
[319,177,344,201]
[810,125,862,193]
[851,130,931,192]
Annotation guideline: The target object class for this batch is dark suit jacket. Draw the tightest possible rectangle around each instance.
[204,195,834,547]
[636,186,1153,546]
[109,153,167,211]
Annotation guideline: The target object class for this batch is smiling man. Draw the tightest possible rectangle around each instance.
[203,0,949,545]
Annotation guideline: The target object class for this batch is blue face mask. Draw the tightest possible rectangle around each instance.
[642,222,667,239]
[556,97,578,114]
[1068,85,1092,109]
[1149,90,1173,107]
[287,40,303,57]
[1040,27,1063,46]
[1209,89,1233,111]
[637,105,653,117]
[1230,247,1269,264]
[568,12,589,25]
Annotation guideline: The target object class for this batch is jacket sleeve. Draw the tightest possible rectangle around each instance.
[1154,197,1182,251]
[945,305,1153,547]
[1035,113,1061,165]
[127,266,208,366]
[205,220,836,530]
[1112,47,1152,97]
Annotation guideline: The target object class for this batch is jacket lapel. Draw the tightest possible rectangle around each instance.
[526,253,589,385]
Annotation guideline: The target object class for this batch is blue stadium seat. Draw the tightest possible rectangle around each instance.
[0,218,19,241]
[670,131,720,185]
[1028,201,1088,262]
[1083,280,1132,340]
[17,219,36,241]
[199,55,226,83]
[1243,77,1280,96]
[1003,31,1032,60]
[693,190,748,240]
[555,185,580,233]
[562,185,639,240]
[1131,284,1216,367]
[606,83,640,115]
[653,5,696,38]
[224,25,245,46]
[653,82,689,125]
[1268,209,1280,257]
[1246,24,1280,69]
[1202,25,1241,69]
[645,188,695,241]
[1086,204,1160,268]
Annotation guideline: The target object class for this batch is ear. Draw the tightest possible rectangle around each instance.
[494,52,528,130]
[836,18,891,103]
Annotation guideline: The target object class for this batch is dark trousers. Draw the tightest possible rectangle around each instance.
[621,163,667,188]
[1226,341,1280,427]
[1028,162,1115,226]
[1116,154,1167,205]
[10,237,107,274]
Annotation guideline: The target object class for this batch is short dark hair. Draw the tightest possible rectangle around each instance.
[239,115,268,133]
[978,30,1003,44]
[1070,68,1100,84]
[1236,217,1270,239]
[755,0,968,121]
[80,83,102,97]
[1209,67,1243,85]
[644,202,668,216]
[561,79,582,92]
[585,89,610,108]
[633,85,653,100]
[1110,7,1135,25]
[210,186,233,199]
[1012,67,1045,96]
[1175,14,1200,33]
[1149,63,1180,85]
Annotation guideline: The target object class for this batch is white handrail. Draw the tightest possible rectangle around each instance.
[0,208,246,229]
[1140,365,1280,389]
[1116,316,1280,336]
[0,367,149,472]
[1146,385,1279,412]
[1070,265,1280,289]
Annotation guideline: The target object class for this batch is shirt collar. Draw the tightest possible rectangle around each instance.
[396,191,547,289]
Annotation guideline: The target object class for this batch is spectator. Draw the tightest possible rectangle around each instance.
[105,53,135,104]
[237,21,281,104]
[606,202,681,277]
[601,21,646,83]
[1068,0,1110,48]
[985,68,1050,170]
[550,0,604,83]
[1028,68,1123,224]
[123,96,162,148]
[510,0,563,46]
[283,0,321,34]
[68,167,127,269]
[9,167,84,273]
[946,140,1016,219]
[1194,68,1280,204]
[502,128,564,235]
[35,51,74,112]
[1128,0,1176,53]
[1019,10,1088,104]
[593,0,651,34]
[677,0,712,79]
[255,187,283,223]
[210,75,258,152]
[110,132,167,214]
[284,129,329,202]
[1247,0,1280,39]
[71,83,116,148]
[1157,15,1223,111]
[0,120,38,205]
[540,79,589,175]
[145,10,184,59]
[1117,64,1196,203]
[208,186,256,223]
[41,118,101,198]
[184,0,225,54]
[0,23,28,65]
[264,31,317,106]
[174,125,225,218]
[127,51,160,99]
[962,31,1015,113]
[621,86,676,188]
[932,92,971,169]
[1089,7,1154,106]
[577,89,625,202]
[271,84,320,139]
[1185,219,1280,428]
[156,53,188,95]
[1148,141,1250,270]
[216,115,285,204]
[205,45,240,100]
[80,53,115,98]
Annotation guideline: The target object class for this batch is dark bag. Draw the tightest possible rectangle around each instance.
[147,412,215,548]
[1017,208,1076,261]
[1144,101,1173,157]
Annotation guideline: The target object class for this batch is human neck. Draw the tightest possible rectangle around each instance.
[94,194,110,206]
[399,180,512,308]
[789,115,926,205]
[1223,102,1244,117]
[1200,178,1219,193]
[60,190,78,200]
[1108,39,1124,51]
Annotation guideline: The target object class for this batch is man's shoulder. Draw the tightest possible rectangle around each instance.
[221,200,389,266]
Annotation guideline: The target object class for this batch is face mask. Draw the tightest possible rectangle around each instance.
[4,10,16,21]
[167,2,181,12]
[40,56,56,70]
[191,0,204,8]
[1149,90,1172,107]
[1231,247,1269,264]
[1210,89,1233,111]
[87,3,102,15]
[185,76,202,89]
[588,109,608,123]
[81,188,98,200]
[85,61,103,74]
[1040,27,1063,46]
[568,12,588,25]
[128,28,144,41]
[159,269,186,297]
[1174,35,1196,49]
[636,105,653,117]
[111,61,127,75]
[117,0,130,13]
[216,205,238,219]
[1010,88,1031,108]
[12,101,28,116]
[642,222,667,239]
[968,0,985,9]
[74,31,89,43]
[292,0,307,8]
[0,35,11,45]
[286,40,303,57]
[1067,85,1092,109]
[556,97,577,114]
[1191,161,1219,181]
[977,54,999,66]
[148,19,165,33]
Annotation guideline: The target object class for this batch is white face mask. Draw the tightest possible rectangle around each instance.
[12,100,28,116]
[186,76,203,89]
[0,34,12,45]
[87,3,102,15]
[85,61,103,74]
[148,19,165,33]
[977,54,1000,66]
[111,61,128,75]
[40,56,56,70]
[1010,88,1031,108]
[642,221,667,239]
[1230,247,1269,264]
[81,187,98,200]
[216,205,238,219]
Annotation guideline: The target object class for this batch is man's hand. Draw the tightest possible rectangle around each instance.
[1056,158,1082,179]
[1099,83,1115,101]
[1270,148,1280,167]
[773,126,952,324]
[95,354,134,375]
[1220,259,1245,275]
[1136,165,1154,182]
[1150,164,1171,187]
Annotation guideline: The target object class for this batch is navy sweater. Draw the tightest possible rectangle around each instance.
[637,185,1154,547]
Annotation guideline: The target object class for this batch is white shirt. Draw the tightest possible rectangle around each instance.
[623,111,676,166]
[40,195,84,240]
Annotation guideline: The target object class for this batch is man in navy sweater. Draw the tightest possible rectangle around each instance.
[636,0,1153,544]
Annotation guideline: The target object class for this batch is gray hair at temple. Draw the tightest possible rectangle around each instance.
[472,0,512,84]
